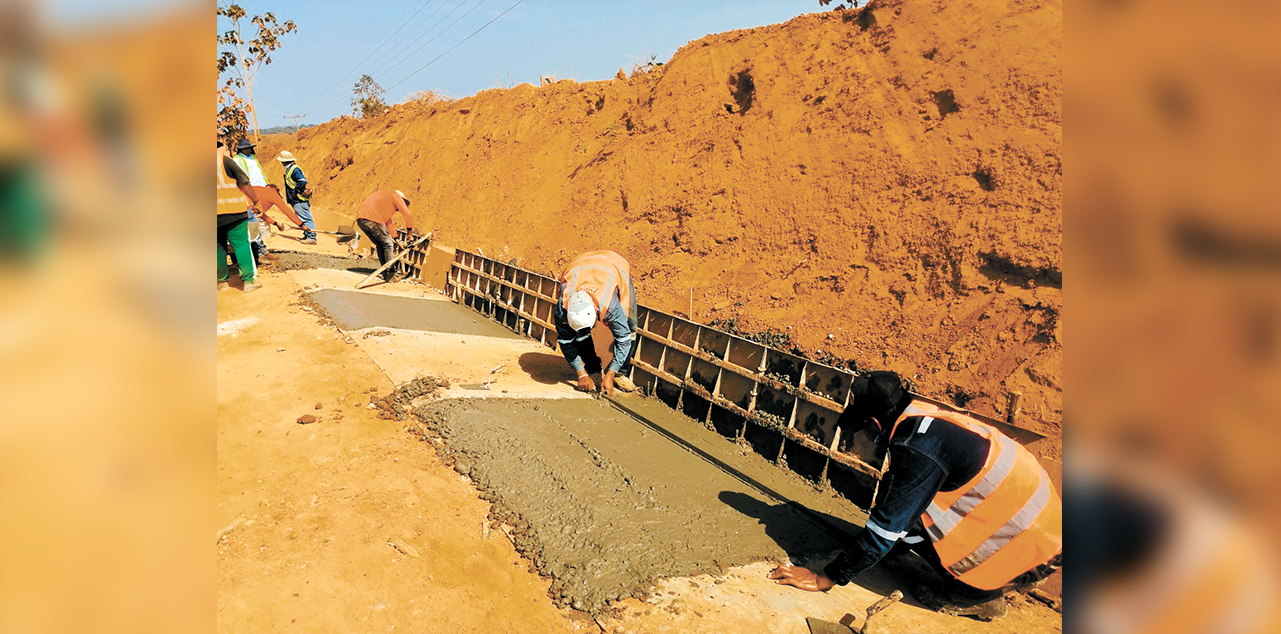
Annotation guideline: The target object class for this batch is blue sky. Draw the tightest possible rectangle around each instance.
[218,0,819,128]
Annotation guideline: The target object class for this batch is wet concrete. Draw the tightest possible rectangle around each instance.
[413,396,870,615]
[271,250,377,274]
[309,289,522,338]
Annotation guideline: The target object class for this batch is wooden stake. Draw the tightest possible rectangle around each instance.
[689,287,694,321]
[1006,391,1023,425]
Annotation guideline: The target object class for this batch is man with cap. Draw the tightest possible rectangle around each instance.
[231,138,278,263]
[553,250,638,396]
[276,150,316,244]
[354,189,415,282]
[768,370,1062,621]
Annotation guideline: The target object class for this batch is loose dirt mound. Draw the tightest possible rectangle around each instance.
[262,0,1062,452]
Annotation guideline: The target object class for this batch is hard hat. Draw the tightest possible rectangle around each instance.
[276,150,296,163]
[235,138,255,151]
[395,189,409,203]
[565,290,596,331]
[840,371,911,436]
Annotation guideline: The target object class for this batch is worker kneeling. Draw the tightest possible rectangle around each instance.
[770,371,1062,621]
[554,250,638,396]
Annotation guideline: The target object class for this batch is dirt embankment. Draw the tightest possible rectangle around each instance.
[261,0,1062,451]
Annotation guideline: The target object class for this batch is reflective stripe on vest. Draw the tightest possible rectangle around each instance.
[889,401,1063,590]
[558,251,633,321]
[233,153,269,186]
[284,164,309,201]
[217,153,248,216]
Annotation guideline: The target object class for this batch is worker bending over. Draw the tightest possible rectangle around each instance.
[770,371,1062,621]
[354,189,415,283]
[554,250,638,396]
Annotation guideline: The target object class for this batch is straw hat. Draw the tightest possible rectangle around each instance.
[395,189,409,203]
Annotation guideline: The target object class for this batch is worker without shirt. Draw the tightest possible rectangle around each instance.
[769,371,1062,621]
[553,250,639,396]
[354,189,415,282]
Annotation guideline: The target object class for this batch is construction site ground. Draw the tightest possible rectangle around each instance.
[216,229,1060,633]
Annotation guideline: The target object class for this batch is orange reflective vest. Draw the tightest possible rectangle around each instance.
[217,153,249,216]
[888,401,1063,590]
[558,251,633,320]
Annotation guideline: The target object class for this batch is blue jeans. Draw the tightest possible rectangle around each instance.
[292,201,315,240]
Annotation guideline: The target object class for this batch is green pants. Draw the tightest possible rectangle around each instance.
[218,215,257,284]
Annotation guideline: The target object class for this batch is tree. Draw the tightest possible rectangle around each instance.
[352,75,388,119]
[217,3,296,141]
[216,85,249,144]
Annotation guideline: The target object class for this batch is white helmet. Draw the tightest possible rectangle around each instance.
[566,290,596,331]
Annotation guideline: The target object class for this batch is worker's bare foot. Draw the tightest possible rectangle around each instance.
[217,281,230,291]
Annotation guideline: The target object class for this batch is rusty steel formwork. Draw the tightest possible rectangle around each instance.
[436,247,1047,507]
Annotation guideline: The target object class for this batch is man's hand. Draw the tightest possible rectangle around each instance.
[768,563,835,592]
[600,371,616,396]
[575,371,596,393]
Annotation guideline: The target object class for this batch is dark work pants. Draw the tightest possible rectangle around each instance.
[569,328,637,377]
[356,218,399,280]
[888,523,1061,604]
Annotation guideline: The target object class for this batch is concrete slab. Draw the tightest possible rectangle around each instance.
[289,267,445,299]
[348,326,592,401]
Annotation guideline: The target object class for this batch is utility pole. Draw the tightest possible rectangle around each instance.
[283,114,306,133]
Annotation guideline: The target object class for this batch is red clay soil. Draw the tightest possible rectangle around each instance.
[261,0,1062,456]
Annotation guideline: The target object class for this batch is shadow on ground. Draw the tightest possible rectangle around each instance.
[718,490,935,609]
[518,351,577,386]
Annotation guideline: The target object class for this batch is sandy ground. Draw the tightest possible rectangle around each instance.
[217,249,1060,633]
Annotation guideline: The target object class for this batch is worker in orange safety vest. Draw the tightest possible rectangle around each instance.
[770,370,1062,621]
[554,250,639,396]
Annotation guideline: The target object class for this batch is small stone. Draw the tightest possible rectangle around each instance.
[296,415,317,424]
[301,306,312,312]
[276,347,285,352]
[770,293,781,300]
[315,403,323,409]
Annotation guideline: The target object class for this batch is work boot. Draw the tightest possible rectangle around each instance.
[614,375,637,392]
[912,583,1007,622]
[242,281,262,293]
[301,238,317,245]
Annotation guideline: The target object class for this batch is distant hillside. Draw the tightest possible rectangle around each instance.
[258,124,318,135]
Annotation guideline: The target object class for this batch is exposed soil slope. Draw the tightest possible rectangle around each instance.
[262,0,1063,450]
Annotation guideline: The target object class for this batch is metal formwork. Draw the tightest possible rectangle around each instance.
[442,248,1040,507]
[392,228,432,280]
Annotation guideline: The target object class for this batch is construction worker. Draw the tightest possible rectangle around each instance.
[769,370,1062,621]
[354,189,415,282]
[217,140,263,292]
[554,250,638,396]
[231,138,277,264]
[276,150,316,244]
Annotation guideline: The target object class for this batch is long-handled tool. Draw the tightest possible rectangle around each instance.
[354,233,432,289]
[860,590,903,634]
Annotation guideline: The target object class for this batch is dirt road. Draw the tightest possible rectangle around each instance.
[217,244,1060,633]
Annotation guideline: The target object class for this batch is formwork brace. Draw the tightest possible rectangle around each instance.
[440,246,1044,507]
